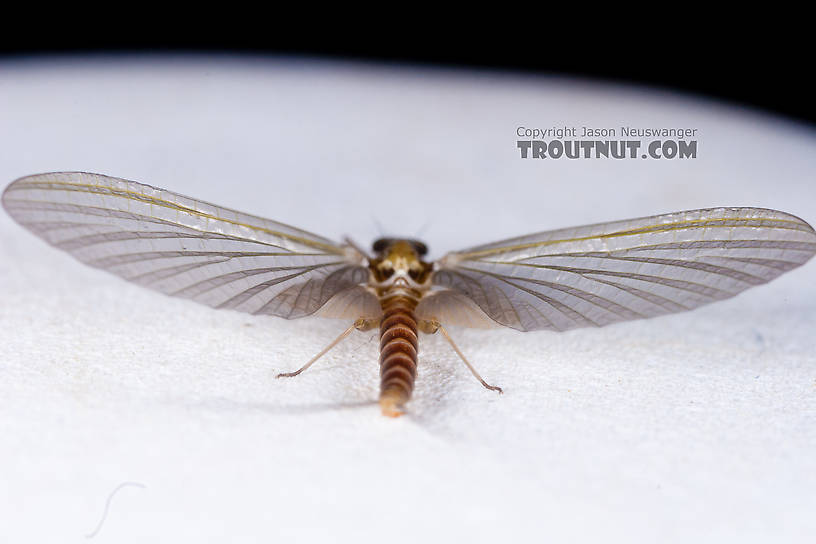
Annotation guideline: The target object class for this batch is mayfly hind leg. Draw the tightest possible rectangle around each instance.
[276,317,379,378]
[418,319,503,394]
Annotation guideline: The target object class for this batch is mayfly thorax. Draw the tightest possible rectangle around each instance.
[4,172,816,417]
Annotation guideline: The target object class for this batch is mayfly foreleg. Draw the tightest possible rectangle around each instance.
[418,319,503,394]
[276,317,379,378]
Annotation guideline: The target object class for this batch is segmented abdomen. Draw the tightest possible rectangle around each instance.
[378,291,419,415]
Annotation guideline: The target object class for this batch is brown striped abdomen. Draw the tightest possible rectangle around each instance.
[378,291,419,417]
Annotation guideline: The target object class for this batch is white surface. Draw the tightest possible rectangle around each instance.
[1,56,814,543]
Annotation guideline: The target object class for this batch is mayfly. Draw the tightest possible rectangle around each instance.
[4,172,816,417]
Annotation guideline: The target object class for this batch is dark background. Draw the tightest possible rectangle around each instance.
[2,36,812,127]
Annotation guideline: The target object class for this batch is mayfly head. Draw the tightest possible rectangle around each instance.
[369,238,433,286]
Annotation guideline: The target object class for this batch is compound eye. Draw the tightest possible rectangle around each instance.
[412,241,428,256]
[372,238,391,254]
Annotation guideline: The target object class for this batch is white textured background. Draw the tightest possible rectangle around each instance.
[1,56,814,543]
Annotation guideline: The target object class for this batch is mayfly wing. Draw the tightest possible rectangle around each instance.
[315,286,382,320]
[432,207,816,332]
[415,289,500,329]
[2,172,371,319]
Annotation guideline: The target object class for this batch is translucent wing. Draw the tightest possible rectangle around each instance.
[432,207,816,332]
[2,172,370,319]
[315,286,382,320]
[415,290,499,329]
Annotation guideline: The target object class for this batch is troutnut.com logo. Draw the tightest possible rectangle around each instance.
[517,126,698,159]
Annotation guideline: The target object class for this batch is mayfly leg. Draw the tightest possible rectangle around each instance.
[277,317,379,378]
[419,319,503,394]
